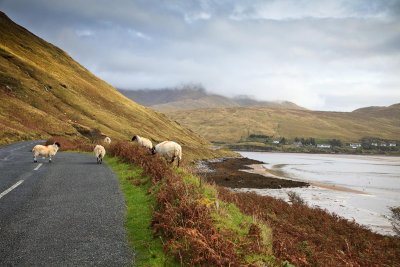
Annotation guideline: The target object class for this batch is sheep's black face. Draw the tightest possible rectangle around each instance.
[131,136,137,141]
[151,147,156,155]
[55,142,61,148]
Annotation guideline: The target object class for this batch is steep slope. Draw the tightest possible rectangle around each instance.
[165,106,400,143]
[119,87,305,111]
[0,12,226,160]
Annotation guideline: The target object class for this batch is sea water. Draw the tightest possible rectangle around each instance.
[237,152,400,235]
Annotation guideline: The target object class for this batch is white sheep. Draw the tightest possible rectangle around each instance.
[32,142,61,163]
[152,141,182,167]
[131,135,153,150]
[94,145,106,164]
[104,136,111,144]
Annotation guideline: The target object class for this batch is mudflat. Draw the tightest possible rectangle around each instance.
[198,158,308,189]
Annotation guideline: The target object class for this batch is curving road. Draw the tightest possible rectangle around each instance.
[0,140,132,266]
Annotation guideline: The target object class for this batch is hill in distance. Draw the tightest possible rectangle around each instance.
[0,12,231,160]
[119,85,305,112]
[164,104,400,143]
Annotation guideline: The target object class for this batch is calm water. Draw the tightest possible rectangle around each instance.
[238,152,400,235]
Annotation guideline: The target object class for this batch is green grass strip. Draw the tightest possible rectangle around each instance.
[106,156,178,267]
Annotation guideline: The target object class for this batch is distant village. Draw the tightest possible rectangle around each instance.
[233,134,399,153]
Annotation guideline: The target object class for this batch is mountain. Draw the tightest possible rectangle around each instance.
[119,86,305,112]
[352,103,400,118]
[0,12,228,160]
[165,105,400,143]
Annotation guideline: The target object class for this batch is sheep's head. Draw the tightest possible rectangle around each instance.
[54,142,61,148]
[131,135,138,141]
[151,147,156,155]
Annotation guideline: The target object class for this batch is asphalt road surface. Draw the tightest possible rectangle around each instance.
[0,140,132,266]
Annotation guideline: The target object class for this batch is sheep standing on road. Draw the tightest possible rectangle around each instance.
[32,142,61,163]
[152,141,182,167]
[94,145,106,164]
[104,136,111,145]
[131,135,153,150]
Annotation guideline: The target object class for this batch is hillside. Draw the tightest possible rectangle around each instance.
[165,105,400,143]
[119,87,305,112]
[0,12,229,160]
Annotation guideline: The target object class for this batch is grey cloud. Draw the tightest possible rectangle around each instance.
[1,0,399,110]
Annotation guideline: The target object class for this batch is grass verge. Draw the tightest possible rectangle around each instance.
[105,156,178,267]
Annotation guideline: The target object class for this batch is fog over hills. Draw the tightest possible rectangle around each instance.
[119,85,306,112]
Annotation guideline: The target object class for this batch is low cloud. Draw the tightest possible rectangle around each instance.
[1,0,399,111]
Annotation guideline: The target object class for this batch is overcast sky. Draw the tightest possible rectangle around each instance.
[1,0,400,111]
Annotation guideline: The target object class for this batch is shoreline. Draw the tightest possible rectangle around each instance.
[246,163,367,194]
[197,157,308,189]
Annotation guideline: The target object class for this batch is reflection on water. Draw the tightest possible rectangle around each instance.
[238,152,400,235]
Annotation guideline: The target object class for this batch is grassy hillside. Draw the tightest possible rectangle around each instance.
[0,12,232,160]
[119,87,305,112]
[165,105,400,143]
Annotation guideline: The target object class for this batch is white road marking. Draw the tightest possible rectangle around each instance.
[34,163,43,171]
[0,180,24,200]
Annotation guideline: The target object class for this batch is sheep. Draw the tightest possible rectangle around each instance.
[104,136,111,144]
[152,141,182,167]
[94,145,106,164]
[131,135,153,150]
[32,142,61,163]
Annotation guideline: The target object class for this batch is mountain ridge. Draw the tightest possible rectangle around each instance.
[119,87,306,111]
[165,104,400,143]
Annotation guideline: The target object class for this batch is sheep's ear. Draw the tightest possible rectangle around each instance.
[131,136,136,141]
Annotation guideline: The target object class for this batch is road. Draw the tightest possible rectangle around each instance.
[0,140,132,266]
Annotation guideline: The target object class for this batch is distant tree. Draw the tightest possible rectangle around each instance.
[303,138,316,146]
[294,137,300,142]
[280,137,287,145]
[329,139,342,147]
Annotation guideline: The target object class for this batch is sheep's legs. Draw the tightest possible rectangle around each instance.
[33,156,37,163]
[49,156,52,163]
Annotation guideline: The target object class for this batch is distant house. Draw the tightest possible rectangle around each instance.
[349,143,361,149]
[380,143,387,147]
[272,140,280,144]
[371,143,378,147]
[389,143,397,147]
[317,144,331,148]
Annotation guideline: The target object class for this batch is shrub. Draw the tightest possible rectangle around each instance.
[389,206,400,236]
[287,191,306,206]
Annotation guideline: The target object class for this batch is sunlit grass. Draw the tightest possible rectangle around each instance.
[106,156,178,267]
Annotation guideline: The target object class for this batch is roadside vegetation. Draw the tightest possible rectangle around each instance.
[218,188,400,266]
[50,137,400,266]
[106,157,178,266]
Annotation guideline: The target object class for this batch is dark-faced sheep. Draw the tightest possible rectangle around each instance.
[131,135,153,150]
[104,136,111,145]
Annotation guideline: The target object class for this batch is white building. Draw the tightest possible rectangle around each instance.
[389,143,397,147]
[317,144,331,148]
[349,143,361,149]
